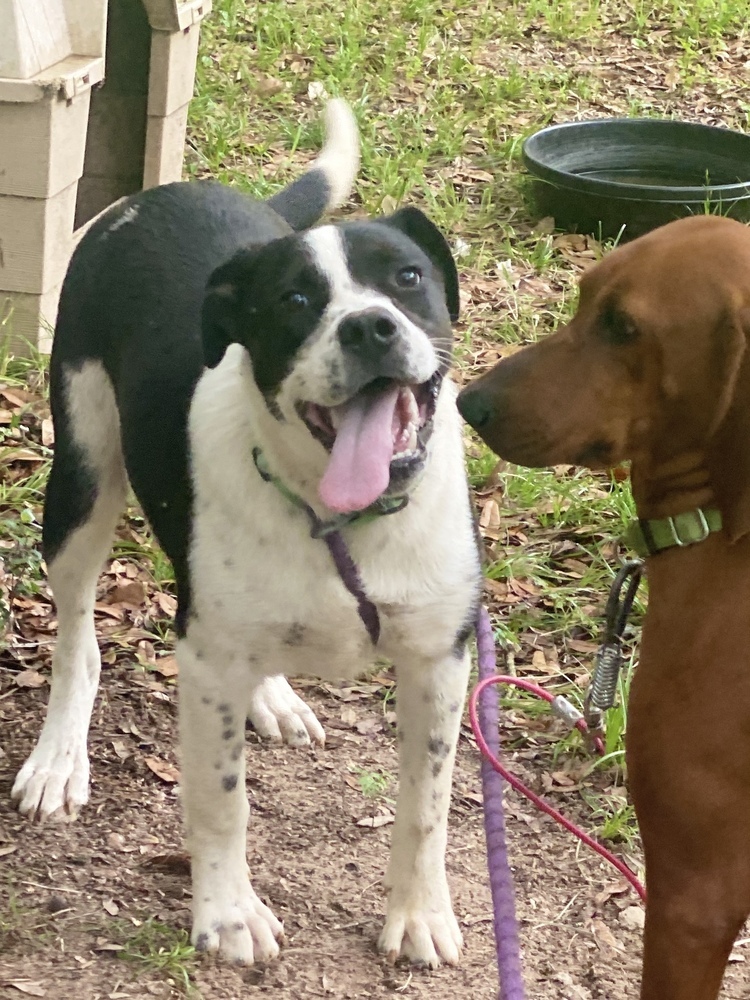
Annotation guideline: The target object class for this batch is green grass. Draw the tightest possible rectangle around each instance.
[6,0,750,853]
[350,765,395,799]
[117,919,198,994]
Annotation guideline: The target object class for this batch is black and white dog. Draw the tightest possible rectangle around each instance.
[13,101,481,969]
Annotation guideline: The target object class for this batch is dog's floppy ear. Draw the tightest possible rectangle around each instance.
[201,249,257,370]
[708,306,750,543]
[383,206,460,322]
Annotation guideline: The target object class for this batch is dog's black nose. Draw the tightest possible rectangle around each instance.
[338,310,398,360]
[457,388,494,430]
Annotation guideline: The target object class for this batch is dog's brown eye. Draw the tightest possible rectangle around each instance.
[396,267,422,288]
[601,304,639,345]
[282,291,309,310]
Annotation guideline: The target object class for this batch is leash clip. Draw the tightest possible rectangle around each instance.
[583,559,643,747]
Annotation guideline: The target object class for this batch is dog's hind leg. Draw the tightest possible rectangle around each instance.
[629,665,750,1000]
[246,674,325,746]
[12,360,127,822]
[639,884,745,1000]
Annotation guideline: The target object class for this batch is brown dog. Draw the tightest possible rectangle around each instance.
[458,214,750,1000]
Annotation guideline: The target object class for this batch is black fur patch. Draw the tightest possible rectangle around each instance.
[428,737,450,759]
[283,622,306,646]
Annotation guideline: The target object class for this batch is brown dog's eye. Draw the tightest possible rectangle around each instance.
[600,303,639,345]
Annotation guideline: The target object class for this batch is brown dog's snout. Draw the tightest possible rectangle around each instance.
[456,385,495,431]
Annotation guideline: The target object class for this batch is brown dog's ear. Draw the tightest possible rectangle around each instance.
[708,307,750,543]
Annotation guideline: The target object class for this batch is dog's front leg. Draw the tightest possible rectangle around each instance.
[379,646,470,968]
[178,640,283,965]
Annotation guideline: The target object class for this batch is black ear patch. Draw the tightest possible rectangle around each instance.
[382,206,460,322]
[201,250,258,369]
[202,282,238,369]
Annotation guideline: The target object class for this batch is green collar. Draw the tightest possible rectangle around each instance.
[252,448,408,538]
[624,507,722,558]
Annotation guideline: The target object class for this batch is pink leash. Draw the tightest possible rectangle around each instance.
[471,605,646,999]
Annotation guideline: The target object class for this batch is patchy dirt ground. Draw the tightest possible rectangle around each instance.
[1,664,749,1000]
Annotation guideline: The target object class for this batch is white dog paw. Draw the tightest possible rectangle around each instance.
[192,885,284,965]
[247,675,325,747]
[11,739,90,822]
[379,891,463,968]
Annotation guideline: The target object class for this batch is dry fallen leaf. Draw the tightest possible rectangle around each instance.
[591,917,624,952]
[479,498,501,531]
[102,898,119,916]
[107,580,146,608]
[3,983,46,997]
[619,905,645,931]
[1,449,45,464]
[255,75,285,96]
[0,386,31,407]
[144,757,180,784]
[356,814,395,829]
[340,707,358,727]
[594,879,630,906]
[307,81,328,100]
[154,592,178,617]
[532,215,555,235]
[111,740,131,761]
[107,833,127,852]
[92,940,123,954]
[14,670,46,688]
[41,417,54,447]
[94,602,125,620]
[153,656,178,678]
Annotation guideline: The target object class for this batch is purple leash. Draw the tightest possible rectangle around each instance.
[321,529,380,643]
[476,604,527,1000]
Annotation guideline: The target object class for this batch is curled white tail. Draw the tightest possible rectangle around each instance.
[311,99,361,211]
[267,100,361,230]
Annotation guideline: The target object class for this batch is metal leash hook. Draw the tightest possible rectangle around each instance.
[583,559,643,748]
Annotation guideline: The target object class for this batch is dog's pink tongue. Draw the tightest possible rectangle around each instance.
[319,385,400,513]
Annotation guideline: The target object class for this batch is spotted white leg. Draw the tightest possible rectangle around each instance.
[378,647,470,968]
[247,675,325,747]
[179,641,284,965]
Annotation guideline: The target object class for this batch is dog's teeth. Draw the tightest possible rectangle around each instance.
[407,390,419,425]
[393,424,419,460]
[393,419,419,456]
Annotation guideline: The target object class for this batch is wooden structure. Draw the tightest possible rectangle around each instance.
[0,0,210,352]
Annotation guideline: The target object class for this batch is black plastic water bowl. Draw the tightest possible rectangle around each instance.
[522,118,750,240]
